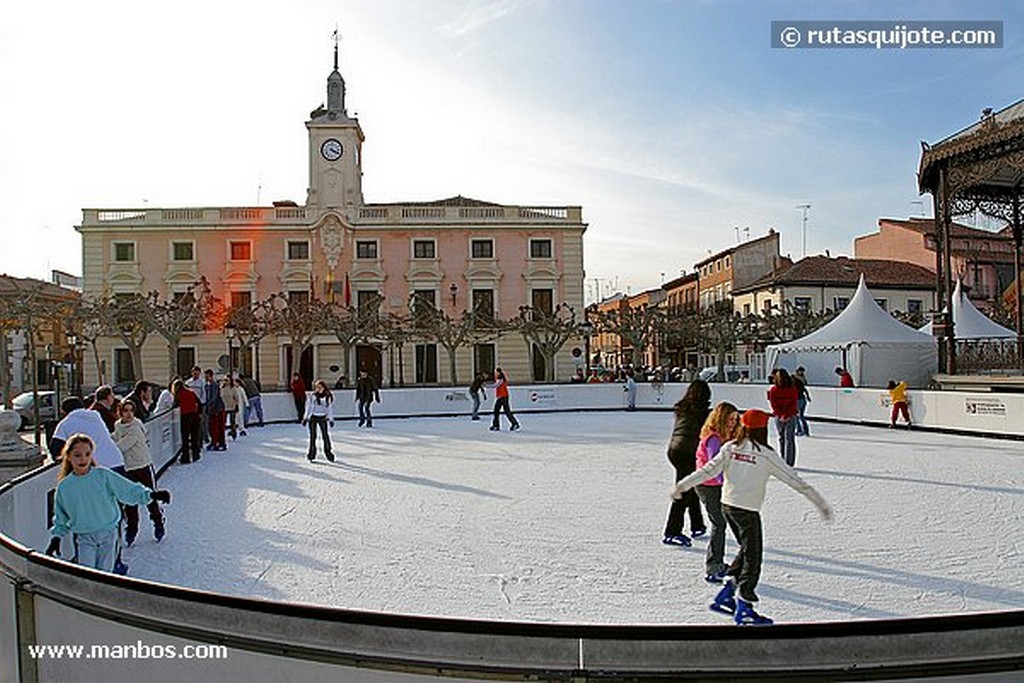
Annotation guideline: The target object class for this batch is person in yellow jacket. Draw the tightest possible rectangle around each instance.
[886,380,911,428]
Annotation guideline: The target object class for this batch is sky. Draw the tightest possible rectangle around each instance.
[1,0,1022,302]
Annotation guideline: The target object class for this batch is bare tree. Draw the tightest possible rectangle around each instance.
[413,298,507,386]
[224,296,276,385]
[512,303,578,382]
[94,292,154,383]
[323,294,385,387]
[699,301,758,380]
[148,276,218,380]
[266,293,327,377]
[590,302,664,368]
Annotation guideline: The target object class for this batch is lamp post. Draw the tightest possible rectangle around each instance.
[580,320,594,378]
[225,323,237,380]
[449,282,458,309]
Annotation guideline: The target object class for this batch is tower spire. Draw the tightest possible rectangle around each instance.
[326,27,346,115]
[333,26,339,71]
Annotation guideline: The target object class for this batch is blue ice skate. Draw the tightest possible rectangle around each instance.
[661,534,692,547]
[734,598,773,626]
[708,577,736,615]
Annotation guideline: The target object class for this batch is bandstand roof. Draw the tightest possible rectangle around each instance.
[919,98,1024,194]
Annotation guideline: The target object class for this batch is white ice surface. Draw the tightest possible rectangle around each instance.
[123,412,1024,625]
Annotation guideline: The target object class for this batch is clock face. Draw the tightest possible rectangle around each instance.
[321,138,343,162]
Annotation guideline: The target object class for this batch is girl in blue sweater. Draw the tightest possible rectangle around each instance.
[46,434,170,572]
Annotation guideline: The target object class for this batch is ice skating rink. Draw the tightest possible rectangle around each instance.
[125,411,1024,625]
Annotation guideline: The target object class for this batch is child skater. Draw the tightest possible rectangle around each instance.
[302,380,335,462]
[887,380,912,428]
[694,401,741,584]
[46,434,171,573]
[112,401,166,545]
[671,409,832,625]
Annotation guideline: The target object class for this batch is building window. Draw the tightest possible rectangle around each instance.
[413,240,436,259]
[794,297,812,312]
[834,296,850,311]
[532,288,554,315]
[471,239,494,259]
[725,256,731,269]
[112,242,135,262]
[411,290,436,324]
[472,289,495,320]
[356,241,378,259]
[176,347,195,379]
[288,291,310,306]
[415,344,438,384]
[530,239,553,259]
[114,348,134,384]
[172,241,194,261]
[357,290,380,310]
[907,299,923,315]
[287,240,310,261]
[230,291,252,311]
[743,303,751,316]
[474,344,495,377]
[874,298,888,312]
[229,241,252,261]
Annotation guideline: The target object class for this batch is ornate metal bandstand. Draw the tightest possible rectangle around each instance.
[918,100,1024,375]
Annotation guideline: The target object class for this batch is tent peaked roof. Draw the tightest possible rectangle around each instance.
[920,280,1016,339]
[782,275,932,351]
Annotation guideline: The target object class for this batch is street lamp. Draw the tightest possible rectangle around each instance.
[580,320,594,377]
[225,323,237,379]
[449,282,458,309]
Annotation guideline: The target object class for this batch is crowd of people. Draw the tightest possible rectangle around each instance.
[43,369,266,574]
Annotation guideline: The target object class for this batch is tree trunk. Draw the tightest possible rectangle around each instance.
[91,340,103,386]
[445,345,458,386]
[166,339,180,381]
[130,345,144,383]
[543,348,557,382]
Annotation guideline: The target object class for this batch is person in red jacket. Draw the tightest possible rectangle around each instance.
[489,367,520,431]
[172,378,201,464]
[767,368,800,466]
[835,366,854,388]
[290,372,307,424]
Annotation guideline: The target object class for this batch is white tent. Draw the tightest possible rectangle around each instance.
[919,280,1016,339]
[765,276,937,388]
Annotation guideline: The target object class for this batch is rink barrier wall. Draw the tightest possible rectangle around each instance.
[1,386,1022,680]
[262,382,1024,439]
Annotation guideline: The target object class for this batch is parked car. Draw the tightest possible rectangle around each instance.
[12,390,57,429]
[698,365,747,383]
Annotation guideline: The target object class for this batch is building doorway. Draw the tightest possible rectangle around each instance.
[285,345,315,390]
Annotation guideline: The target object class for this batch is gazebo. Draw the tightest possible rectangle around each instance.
[918,99,1024,374]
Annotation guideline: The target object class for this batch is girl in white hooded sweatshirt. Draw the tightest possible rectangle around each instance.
[672,408,832,625]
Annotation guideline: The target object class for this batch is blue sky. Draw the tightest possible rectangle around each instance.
[1,0,1020,302]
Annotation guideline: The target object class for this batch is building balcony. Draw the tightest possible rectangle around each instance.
[81,204,583,230]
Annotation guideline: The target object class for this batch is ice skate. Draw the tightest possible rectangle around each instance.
[154,522,165,543]
[734,598,773,626]
[709,577,736,615]
[661,534,691,547]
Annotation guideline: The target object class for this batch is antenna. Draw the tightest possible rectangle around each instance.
[734,226,740,243]
[256,180,262,205]
[796,204,811,257]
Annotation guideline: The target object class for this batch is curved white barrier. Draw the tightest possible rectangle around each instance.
[2,392,1022,681]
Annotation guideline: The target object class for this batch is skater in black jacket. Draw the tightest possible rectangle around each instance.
[661,379,710,547]
[355,370,380,427]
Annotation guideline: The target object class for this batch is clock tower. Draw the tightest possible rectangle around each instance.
[306,39,364,208]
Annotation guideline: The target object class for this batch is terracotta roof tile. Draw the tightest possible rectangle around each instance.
[734,256,936,294]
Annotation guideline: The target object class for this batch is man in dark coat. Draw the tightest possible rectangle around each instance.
[355,370,380,428]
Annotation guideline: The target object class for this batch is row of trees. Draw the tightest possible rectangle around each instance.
[61,278,590,388]
[3,275,900,397]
